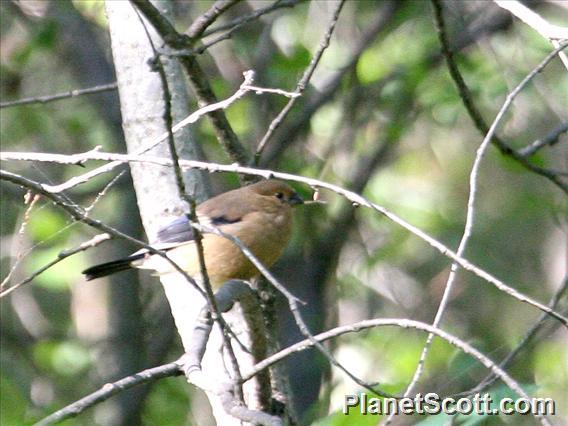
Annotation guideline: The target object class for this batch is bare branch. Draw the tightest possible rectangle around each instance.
[36,314,555,425]
[2,71,282,195]
[1,192,40,288]
[518,121,568,157]
[0,233,110,298]
[180,280,279,423]
[0,82,118,109]
[128,0,190,49]
[202,0,300,37]
[185,0,242,41]
[494,0,568,40]
[494,0,568,70]
[36,280,281,426]
[34,362,182,425]
[454,277,568,398]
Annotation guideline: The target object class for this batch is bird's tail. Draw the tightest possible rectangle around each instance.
[82,253,145,281]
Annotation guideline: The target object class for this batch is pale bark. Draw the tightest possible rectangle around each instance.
[104,1,273,424]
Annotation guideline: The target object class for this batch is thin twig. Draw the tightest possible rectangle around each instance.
[185,0,241,41]
[254,0,346,164]
[0,82,117,109]
[84,170,126,214]
[1,234,111,298]
[202,0,300,37]
[191,0,303,55]
[518,121,568,157]
[1,192,40,289]
[494,0,568,70]
[34,361,182,425]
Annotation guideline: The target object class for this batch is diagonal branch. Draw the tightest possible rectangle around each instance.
[129,0,190,48]
[5,70,286,195]
[202,0,300,37]
[34,362,182,426]
[185,0,242,41]
[453,277,568,398]
[494,0,568,70]
[261,2,514,166]
[518,121,568,157]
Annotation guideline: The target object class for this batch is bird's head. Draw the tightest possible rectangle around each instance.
[247,179,303,206]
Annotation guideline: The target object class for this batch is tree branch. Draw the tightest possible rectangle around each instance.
[494,0,568,70]
[36,314,556,426]
[3,70,287,195]
[453,277,568,398]
[518,121,568,157]
[202,0,300,37]
[34,362,182,426]
[128,0,190,48]
[185,0,242,41]
[0,82,117,109]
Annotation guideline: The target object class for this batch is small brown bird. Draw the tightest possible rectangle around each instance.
[82,179,303,288]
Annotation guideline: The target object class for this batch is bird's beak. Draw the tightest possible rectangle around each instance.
[289,193,304,206]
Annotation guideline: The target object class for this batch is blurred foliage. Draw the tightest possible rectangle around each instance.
[1,1,567,425]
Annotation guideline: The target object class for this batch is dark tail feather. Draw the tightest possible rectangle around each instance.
[82,253,145,281]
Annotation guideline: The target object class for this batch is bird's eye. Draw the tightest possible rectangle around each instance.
[275,192,284,200]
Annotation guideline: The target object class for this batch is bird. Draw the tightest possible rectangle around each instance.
[82,179,303,288]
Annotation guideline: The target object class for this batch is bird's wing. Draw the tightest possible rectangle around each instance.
[155,212,242,245]
[155,216,195,244]
[153,188,257,247]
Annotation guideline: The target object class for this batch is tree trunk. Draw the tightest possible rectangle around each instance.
[105,1,280,424]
